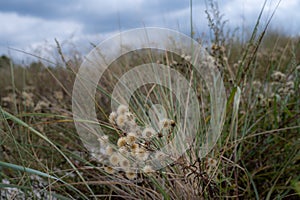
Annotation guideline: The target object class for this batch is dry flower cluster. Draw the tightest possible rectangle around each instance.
[96,104,176,179]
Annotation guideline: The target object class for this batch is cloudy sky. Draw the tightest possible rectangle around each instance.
[0,0,299,62]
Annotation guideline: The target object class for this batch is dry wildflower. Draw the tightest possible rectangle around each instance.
[105,146,114,156]
[278,87,285,96]
[37,123,45,132]
[125,170,136,180]
[24,86,35,92]
[159,118,170,130]
[109,153,120,166]
[104,166,115,174]
[34,100,50,111]
[125,120,137,132]
[126,132,136,145]
[23,99,34,107]
[136,148,149,161]
[271,81,281,89]
[21,91,33,100]
[271,71,286,82]
[211,43,219,52]
[130,143,139,153]
[21,92,34,107]
[54,91,63,101]
[184,55,191,62]
[260,99,267,107]
[119,158,130,170]
[170,119,176,127]
[207,158,217,168]
[116,115,126,128]
[98,135,109,146]
[1,94,15,103]
[117,104,128,116]
[288,90,295,96]
[109,111,117,124]
[267,98,273,107]
[118,146,129,156]
[257,93,264,102]
[125,112,135,121]
[117,137,127,148]
[252,80,262,89]
[142,127,156,138]
[143,165,154,174]
[89,147,103,162]
[270,93,281,102]
[286,81,294,89]
[135,128,142,137]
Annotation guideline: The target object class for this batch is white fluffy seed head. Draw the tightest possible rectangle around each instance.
[252,80,262,89]
[109,153,120,166]
[118,146,129,155]
[109,111,117,124]
[271,71,286,82]
[142,127,156,138]
[117,104,128,115]
[125,112,135,121]
[125,170,136,180]
[136,148,149,161]
[126,132,136,145]
[104,166,115,174]
[135,128,142,137]
[98,135,109,147]
[288,90,295,95]
[286,81,294,89]
[130,143,139,153]
[105,146,114,156]
[117,137,127,148]
[159,118,170,130]
[184,55,191,62]
[143,165,154,174]
[271,81,281,88]
[257,93,264,101]
[207,158,217,168]
[119,158,130,170]
[116,115,126,128]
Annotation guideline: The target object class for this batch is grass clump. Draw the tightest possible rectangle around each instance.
[1,0,300,199]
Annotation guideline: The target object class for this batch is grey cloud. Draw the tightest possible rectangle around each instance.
[0,0,299,59]
[0,0,79,19]
[1,0,198,34]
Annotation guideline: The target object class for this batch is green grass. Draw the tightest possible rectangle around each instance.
[0,0,300,199]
